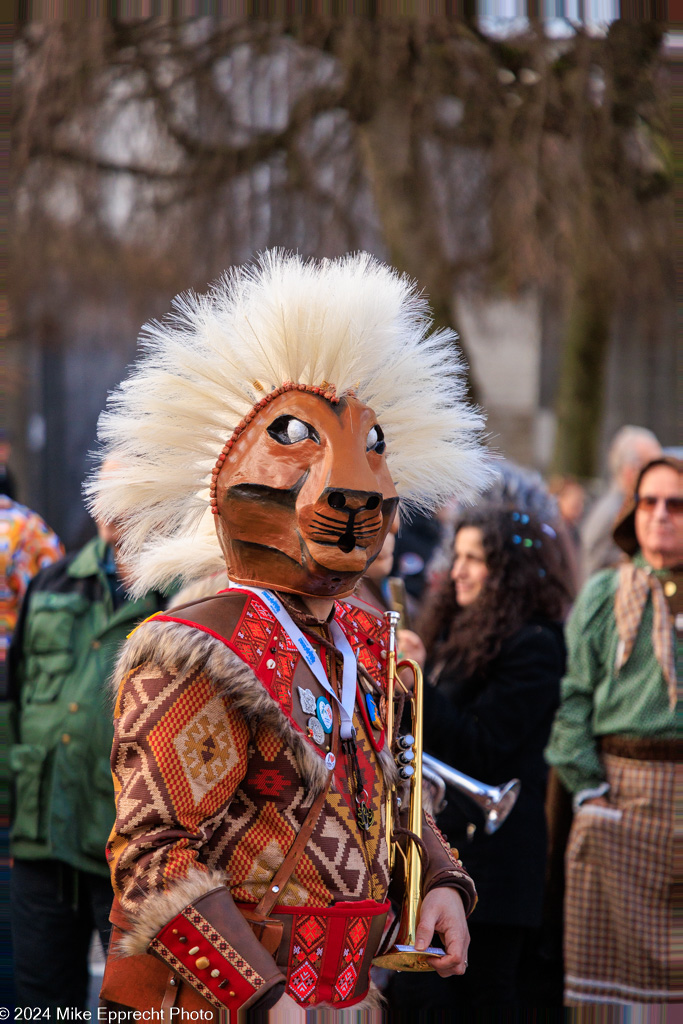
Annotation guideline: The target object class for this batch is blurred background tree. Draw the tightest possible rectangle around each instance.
[8,15,675,546]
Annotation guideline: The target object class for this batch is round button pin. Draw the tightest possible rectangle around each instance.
[325,752,336,770]
[316,696,334,734]
[365,692,382,730]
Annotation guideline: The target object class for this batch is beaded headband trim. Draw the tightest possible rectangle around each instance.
[209,381,343,515]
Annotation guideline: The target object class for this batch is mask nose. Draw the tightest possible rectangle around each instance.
[327,490,382,512]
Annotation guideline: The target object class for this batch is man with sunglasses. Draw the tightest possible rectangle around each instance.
[546,456,682,1007]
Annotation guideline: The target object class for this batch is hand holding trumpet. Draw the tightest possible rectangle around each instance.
[415,887,470,976]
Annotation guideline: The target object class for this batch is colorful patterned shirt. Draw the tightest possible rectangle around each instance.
[0,496,63,659]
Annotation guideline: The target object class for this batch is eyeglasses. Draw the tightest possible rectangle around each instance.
[635,495,683,515]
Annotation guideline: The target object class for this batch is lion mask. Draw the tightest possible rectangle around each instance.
[213,388,398,598]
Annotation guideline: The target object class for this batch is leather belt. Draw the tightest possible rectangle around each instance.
[599,735,683,762]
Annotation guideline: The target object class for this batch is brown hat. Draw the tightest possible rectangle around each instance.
[612,455,683,556]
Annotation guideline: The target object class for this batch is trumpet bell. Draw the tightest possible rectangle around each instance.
[372,945,445,971]
[422,752,520,835]
[483,779,521,835]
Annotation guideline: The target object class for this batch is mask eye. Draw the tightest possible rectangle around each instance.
[366,424,386,454]
[267,415,320,446]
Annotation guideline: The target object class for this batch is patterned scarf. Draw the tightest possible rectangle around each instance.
[614,562,677,711]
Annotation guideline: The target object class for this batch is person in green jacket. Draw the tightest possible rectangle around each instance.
[8,512,166,1012]
[545,456,681,1007]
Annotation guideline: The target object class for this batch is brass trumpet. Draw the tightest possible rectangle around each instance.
[372,610,446,972]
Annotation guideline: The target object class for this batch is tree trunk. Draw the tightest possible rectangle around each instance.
[356,96,479,399]
[551,274,612,478]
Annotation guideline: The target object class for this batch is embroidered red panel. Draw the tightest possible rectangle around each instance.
[288,914,327,1004]
[285,905,379,1007]
[272,626,299,708]
[231,599,274,665]
[333,914,371,1003]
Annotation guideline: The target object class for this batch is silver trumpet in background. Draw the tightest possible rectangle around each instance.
[421,752,520,835]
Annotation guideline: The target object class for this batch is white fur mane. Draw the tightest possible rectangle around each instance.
[87,250,491,596]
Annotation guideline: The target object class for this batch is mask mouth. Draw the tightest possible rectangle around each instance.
[337,533,356,554]
[309,506,382,553]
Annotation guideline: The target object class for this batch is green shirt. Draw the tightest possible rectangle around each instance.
[9,537,163,875]
[545,553,677,795]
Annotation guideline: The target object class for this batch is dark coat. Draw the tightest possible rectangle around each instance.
[422,619,565,928]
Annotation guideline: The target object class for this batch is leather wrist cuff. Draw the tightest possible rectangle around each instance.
[148,886,286,1013]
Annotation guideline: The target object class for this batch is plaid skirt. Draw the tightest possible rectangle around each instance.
[564,753,682,1006]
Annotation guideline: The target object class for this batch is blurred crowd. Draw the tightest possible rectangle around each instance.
[2,423,680,1013]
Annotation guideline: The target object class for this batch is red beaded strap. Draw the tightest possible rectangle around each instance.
[151,904,266,1012]
[209,382,342,514]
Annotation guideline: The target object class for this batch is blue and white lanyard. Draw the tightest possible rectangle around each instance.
[229,583,358,741]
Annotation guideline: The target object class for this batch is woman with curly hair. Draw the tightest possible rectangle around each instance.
[388,505,570,1014]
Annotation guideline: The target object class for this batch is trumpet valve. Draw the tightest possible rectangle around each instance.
[397,749,415,765]
[398,765,415,780]
[398,734,415,749]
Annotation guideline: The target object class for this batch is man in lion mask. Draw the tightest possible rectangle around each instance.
[90,252,490,1017]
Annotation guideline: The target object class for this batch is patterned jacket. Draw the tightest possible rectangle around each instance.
[102,590,476,1014]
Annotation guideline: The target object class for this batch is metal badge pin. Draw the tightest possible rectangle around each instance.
[307,716,325,745]
[325,751,336,770]
[297,686,317,715]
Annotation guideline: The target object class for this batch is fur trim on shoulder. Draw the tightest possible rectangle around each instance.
[115,618,331,795]
[115,867,227,957]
